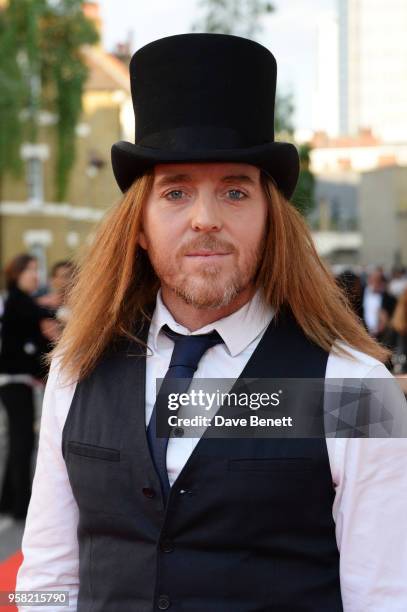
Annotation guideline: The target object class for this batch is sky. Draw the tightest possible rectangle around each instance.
[98,0,337,132]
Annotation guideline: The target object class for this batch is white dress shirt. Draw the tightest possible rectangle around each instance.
[363,288,382,334]
[16,290,407,611]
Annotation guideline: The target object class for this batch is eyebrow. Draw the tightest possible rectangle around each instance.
[221,174,256,185]
[155,174,193,188]
[155,173,257,188]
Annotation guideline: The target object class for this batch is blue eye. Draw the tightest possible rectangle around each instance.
[166,190,185,200]
[227,189,246,200]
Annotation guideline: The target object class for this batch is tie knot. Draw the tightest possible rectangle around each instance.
[162,324,224,373]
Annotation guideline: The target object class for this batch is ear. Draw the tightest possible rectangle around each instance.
[138,229,147,250]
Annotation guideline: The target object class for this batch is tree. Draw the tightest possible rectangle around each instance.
[274,89,295,138]
[291,143,315,216]
[193,0,274,39]
[0,0,99,202]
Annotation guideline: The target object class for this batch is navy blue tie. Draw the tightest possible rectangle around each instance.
[147,324,224,500]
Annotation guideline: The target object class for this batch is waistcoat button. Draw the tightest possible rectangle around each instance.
[160,539,174,553]
[157,594,171,609]
[142,487,156,498]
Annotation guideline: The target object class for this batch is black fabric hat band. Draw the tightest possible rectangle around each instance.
[138,126,253,151]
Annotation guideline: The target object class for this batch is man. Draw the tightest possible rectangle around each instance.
[388,266,407,299]
[37,261,75,311]
[362,268,397,341]
[17,34,407,611]
[37,260,75,328]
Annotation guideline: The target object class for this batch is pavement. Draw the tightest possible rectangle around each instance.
[0,515,25,562]
[0,389,42,563]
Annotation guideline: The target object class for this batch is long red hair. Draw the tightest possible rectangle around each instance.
[48,171,390,381]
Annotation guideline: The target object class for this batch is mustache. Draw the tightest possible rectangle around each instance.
[178,236,236,256]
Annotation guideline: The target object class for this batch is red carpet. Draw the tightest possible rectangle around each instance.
[0,550,23,612]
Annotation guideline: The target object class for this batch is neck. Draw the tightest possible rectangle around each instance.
[160,284,257,331]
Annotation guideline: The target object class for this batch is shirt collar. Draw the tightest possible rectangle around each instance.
[149,288,274,357]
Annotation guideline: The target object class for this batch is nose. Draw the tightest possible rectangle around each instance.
[190,191,222,232]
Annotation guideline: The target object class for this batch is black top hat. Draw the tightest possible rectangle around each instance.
[111,33,299,199]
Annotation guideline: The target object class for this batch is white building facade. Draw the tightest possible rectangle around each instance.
[338,0,407,142]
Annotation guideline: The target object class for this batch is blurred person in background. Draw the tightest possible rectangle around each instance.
[382,288,407,377]
[388,266,407,299]
[0,254,59,520]
[37,260,76,332]
[362,268,396,341]
[336,269,364,323]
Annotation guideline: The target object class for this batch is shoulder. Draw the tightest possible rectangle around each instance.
[42,357,78,431]
[47,356,77,396]
[327,340,392,379]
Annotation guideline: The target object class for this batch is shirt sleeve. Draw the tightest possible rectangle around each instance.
[16,359,79,612]
[329,363,407,611]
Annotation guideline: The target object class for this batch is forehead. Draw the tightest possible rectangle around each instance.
[153,162,261,183]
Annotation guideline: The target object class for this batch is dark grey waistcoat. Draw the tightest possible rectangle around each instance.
[62,306,343,612]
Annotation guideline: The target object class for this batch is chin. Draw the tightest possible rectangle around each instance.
[184,261,226,277]
[173,278,242,310]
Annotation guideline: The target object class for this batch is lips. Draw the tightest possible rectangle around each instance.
[185,251,231,257]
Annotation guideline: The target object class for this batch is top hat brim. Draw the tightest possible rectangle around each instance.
[111,140,300,201]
